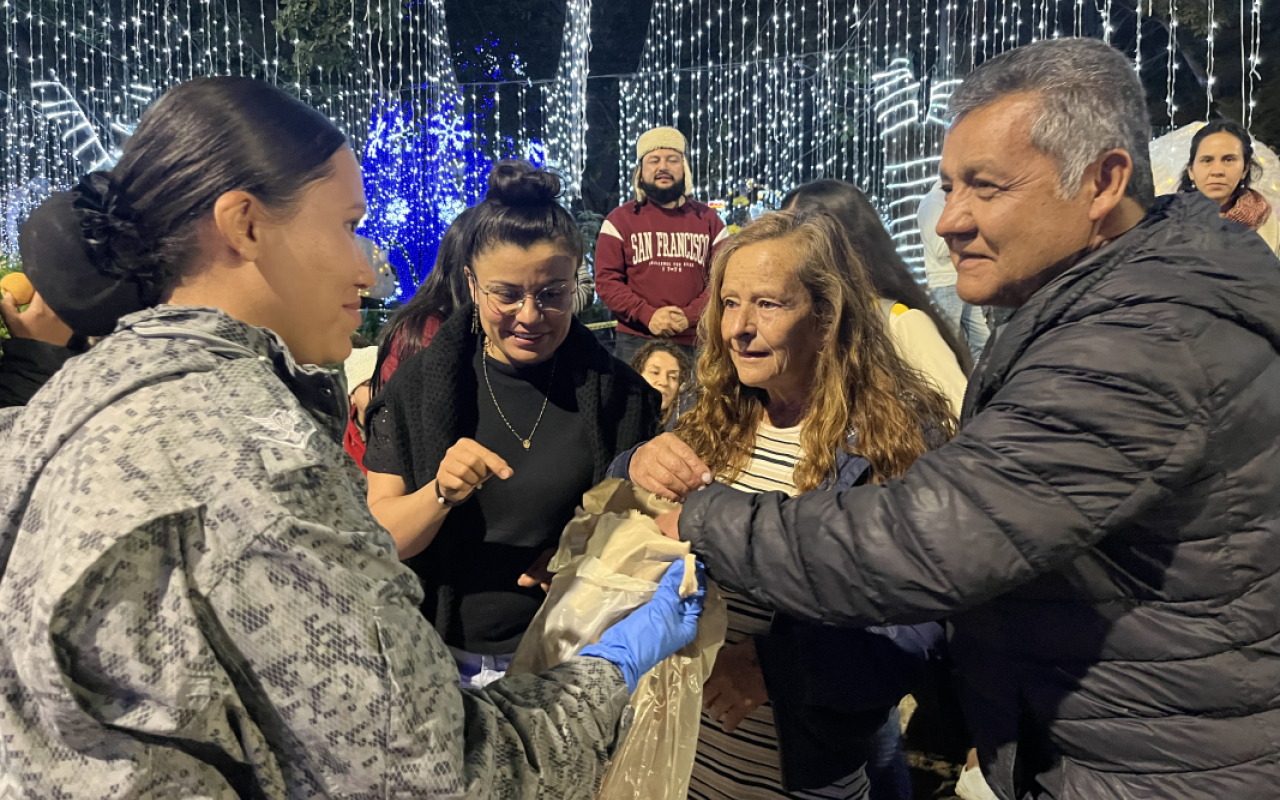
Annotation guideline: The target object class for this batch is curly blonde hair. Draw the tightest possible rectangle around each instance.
[675,210,957,491]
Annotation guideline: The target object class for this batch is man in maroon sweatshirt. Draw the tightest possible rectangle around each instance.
[595,126,728,363]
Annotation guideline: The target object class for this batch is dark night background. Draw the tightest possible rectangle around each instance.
[446,0,653,213]
[445,0,1278,215]
[1,0,1273,216]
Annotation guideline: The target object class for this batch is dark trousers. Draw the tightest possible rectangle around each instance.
[865,707,912,800]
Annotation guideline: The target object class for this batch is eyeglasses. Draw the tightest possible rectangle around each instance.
[467,269,576,317]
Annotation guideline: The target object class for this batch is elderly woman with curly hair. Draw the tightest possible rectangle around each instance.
[611,209,957,799]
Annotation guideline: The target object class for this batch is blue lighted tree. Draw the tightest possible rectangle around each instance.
[358,36,546,300]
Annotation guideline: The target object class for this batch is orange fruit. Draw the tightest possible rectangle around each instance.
[0,272,34,306]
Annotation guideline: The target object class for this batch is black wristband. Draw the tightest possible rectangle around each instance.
[434,480,460,508]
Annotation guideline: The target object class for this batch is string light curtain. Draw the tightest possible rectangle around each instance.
[620,0,1266,273]
[618,0,971,275]
[0,0,569,295]
[1,0,449,252]
[542,0,592,204]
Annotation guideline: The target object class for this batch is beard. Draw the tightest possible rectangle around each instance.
[639,176,686,205]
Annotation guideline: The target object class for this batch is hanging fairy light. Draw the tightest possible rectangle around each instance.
[1,0,1265,280]
[1206,0,1215,116]
[1135,0,1143,73]
[621,0,894,206]
[1166,0,1179,122]
[543,0,592,203]
[617,0,1255,284]
[1246,0,1261,129]
[0,0,543,298]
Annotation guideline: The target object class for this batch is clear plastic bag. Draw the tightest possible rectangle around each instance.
[509,479,727,800]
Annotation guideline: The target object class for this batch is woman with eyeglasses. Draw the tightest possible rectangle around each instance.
[364,160,664,688]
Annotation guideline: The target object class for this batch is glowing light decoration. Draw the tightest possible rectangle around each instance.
[621,0,1262,272]
[32,79,113,172]
[1,177,52,255]
[0,0,557,297]
[621,0,891,204]
[1206,0,1214,115]
[1246,0,1261,128]
[873,58,948,275]
[1167,0,1179,121]
[359,35,549,297]
[542,0,592,203]
[359,98,467,296]
[0,0,1266,286]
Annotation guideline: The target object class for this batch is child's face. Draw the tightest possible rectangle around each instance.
[641,351,682,411]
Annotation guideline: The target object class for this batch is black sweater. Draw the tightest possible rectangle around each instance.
[0,338,76,408]
[366,306,662,649]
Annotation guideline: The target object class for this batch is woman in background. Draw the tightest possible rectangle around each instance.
[631,337,695,430]
[365,160,663,689]
[1180,119,1279,256]
[784,180,971,414]
[369,208,475,397]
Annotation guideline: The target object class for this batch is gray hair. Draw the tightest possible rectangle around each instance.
[949,38,1155,209]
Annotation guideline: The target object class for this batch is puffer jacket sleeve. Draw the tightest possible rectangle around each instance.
[680,311,1208,626]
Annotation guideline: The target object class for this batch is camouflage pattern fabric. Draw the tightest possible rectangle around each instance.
[0,306,632,798]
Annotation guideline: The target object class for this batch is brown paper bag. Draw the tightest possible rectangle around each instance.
[508,479,727,800]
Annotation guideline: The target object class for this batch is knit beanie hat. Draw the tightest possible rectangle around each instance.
[634,126,692,203]
[636,126,686,159]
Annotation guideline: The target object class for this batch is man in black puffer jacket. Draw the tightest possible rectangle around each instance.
[632,38,1280,799]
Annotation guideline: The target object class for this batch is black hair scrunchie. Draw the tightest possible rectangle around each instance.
[18,175,157,337]
[73,172,152,281]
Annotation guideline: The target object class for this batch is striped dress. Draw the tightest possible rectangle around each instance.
[687,422,867,800]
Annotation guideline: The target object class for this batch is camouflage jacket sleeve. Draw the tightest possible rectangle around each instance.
[6,357,632,798]
[24,510,632,798]
[207,511,634,798]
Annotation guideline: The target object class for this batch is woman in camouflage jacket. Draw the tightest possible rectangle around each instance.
[0,77,703,799]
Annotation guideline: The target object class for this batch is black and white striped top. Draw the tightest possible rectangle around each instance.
[687,423,865,800]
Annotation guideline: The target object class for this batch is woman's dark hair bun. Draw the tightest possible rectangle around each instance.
[73,171,164,297]
[468,158,584,268]
[18,76,347,337]
[485,159,563,208]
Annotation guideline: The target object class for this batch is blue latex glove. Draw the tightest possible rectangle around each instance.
[579,558,707,692]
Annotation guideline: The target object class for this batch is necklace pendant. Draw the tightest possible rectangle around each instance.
[522,439,531,449]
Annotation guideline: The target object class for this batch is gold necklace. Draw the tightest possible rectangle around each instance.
[482,339,556,450]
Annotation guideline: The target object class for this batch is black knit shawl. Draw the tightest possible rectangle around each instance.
[367,304,662,641]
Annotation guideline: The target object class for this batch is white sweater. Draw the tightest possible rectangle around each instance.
[881,300,968,417]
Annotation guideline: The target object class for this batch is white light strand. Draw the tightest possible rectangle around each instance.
[1135,0,1143,73]
[0,0,480,261]
[1206,0,1215,117]
[1246,0,1261,128]
[544,0,593,203]
[1166,0,1178,123]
